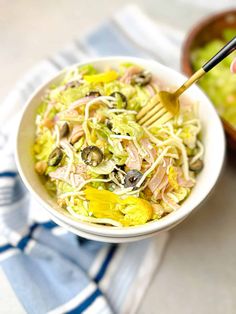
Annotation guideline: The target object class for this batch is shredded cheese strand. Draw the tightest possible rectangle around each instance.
[67,206,122,227]
[167,192,180,203]
[113,187,133,195]
[165,123,184,142]
[83,96,115,144]
[77,178,111,192]
[109,173,124,188]
[143,127,162,145]
[108,109,137,114]
[190,140,204,164]
[114,165,127,176]
[59,191,85,198]
[84,96,115,121]
[133,138,147,158]
[110,135,134,140]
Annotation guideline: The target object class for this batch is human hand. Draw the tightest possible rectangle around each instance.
[230,58,236,73]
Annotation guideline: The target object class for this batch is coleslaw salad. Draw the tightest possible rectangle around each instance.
[33,62,204,227]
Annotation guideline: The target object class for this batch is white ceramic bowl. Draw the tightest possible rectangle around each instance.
[15,56,225,242]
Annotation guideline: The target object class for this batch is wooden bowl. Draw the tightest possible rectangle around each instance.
[181,9,236,151]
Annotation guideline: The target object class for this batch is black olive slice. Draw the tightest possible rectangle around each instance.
[48,147,63,166]
[124,170,143,188]
[59,122,70,139]
[86,91,101,97]
[131,70,152,86]
[81,146,104,167]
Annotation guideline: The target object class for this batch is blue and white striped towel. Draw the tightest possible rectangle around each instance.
[0,5,184,314]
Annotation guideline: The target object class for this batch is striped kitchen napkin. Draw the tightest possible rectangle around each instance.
[0,5,183,314]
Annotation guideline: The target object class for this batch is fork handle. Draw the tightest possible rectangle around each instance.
[202,36,236,72]
[176,36,236,98]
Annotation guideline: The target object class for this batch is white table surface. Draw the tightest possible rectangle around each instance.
[0,1,236,313]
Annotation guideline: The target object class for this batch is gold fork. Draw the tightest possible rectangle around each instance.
[137,36,236,128]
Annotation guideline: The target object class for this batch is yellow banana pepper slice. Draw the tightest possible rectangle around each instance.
[84,187,153,226]
[120,196,153,226]
[89,200,124,222]
[83,70,118,83]
[85,187,119,203]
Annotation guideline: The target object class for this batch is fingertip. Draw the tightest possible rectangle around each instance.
[230,59,236,73]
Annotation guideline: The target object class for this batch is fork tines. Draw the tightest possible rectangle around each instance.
[137,94,173,128]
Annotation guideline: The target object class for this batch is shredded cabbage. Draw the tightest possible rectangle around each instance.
[33,62,204,227]
[109,112,144,139]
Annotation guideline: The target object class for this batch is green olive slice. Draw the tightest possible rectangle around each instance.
[81,146,104,167]
[48,147,63,166]
[189,159,204,173]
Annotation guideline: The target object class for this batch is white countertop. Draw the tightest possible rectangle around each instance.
[1,1,236,313]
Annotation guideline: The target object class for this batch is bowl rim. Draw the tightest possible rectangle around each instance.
[49,209,167,243]
[15,56,226,238]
